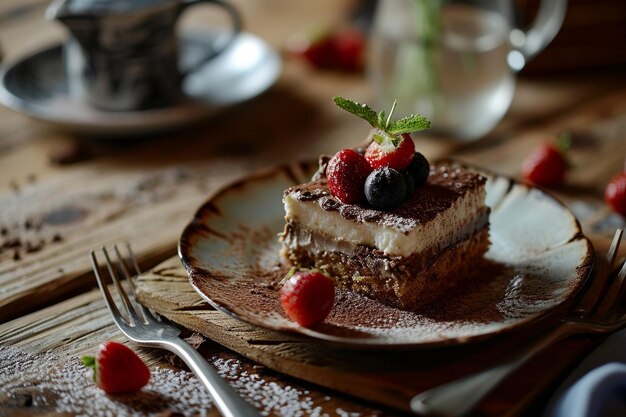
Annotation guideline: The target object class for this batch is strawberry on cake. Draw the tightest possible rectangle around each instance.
[279,97,490,311]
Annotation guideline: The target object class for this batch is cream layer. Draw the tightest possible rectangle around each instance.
[283,186,487,258]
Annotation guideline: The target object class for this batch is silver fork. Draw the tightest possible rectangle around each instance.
[90,243,261,417]
[411,228,626,417]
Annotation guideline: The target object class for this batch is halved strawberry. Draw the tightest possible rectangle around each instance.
[82,341,150,395]
[365,133,415,170]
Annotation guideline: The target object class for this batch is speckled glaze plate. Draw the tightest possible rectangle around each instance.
[179,161,593,348]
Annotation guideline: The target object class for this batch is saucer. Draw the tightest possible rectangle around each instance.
[0,31,281,137]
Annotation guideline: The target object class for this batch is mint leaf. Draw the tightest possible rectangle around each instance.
[333,96,431,145]
[387,114,431,135]
[333,97,379,128]
[377,111,387,129]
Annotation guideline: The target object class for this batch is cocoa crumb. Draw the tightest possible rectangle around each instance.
[9,180,19,192]
[3,238,21,249]
[157,411,185,417]
[165,352,183,368]
[4,392,33,407]
[252,364,267,372]
[50,144,92,165]
[13,250,20,261]
[1,227,7,236]
[25,241,44,253]
[52,233,63,242]
[166,332,207,368]
[184,332,207,350]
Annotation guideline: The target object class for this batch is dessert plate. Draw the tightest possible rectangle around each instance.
[0,31,281,137]
[179,161,593,348]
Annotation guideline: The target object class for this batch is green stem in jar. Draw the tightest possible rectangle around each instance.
[390,0,444,115]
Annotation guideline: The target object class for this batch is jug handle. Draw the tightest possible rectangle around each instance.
[508,0,567,72]
[179,0,242,77]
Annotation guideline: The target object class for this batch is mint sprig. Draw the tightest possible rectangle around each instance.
[387,113,431,135]
[333,96,379,128]
[332,96,431,143]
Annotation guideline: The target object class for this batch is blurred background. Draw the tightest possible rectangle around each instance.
[0,0,625,178]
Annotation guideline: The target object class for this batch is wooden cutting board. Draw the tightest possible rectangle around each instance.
[135,256,602,416]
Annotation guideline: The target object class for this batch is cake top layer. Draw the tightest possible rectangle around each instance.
[285,162,486,234]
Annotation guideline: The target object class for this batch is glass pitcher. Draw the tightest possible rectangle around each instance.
[368,0,567,140]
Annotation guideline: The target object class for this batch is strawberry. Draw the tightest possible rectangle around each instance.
[331,29,364,71]
[330,96,431,210]
[296,33,336,69]
[82,341,150,395]
[365,133,415,170]
[605,172,626,217]
[521,138,570,186]
[288,28,364,72]
[280,270,335,328]
[326,149,371,204]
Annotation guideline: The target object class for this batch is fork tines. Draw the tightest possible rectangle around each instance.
[90,243,147,326]
[593,255,626,319]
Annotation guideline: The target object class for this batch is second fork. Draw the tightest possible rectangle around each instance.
[411,229,626,417]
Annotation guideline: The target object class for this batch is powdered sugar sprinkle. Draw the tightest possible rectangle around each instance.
[0,346,383,417]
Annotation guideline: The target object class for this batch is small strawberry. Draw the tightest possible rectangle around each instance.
[326,149,371,204]
[331,29,364,71]
[82,341,150,395]
[295,32,336,69]
[605,172,626,217]
[521,135,571,187]
[365,133,415,170]
[332,96,430,173]
[288,28,364,72]
[280,269,335,328]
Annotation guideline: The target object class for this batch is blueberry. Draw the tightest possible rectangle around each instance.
[407,152,430,186]
[403,170,415,200]
[364,167,407,210]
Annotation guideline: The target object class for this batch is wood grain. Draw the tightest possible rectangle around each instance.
[1,0,626,415]
[2,77,625,323]
[133,256,602,416]
[0,282,396,417]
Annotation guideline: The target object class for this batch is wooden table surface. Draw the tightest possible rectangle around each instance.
[1,0,626,416]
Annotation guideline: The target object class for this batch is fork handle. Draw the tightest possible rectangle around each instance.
[411,323,582,417]
[163,338,261,417]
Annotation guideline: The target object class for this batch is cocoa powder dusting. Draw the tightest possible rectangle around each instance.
[189,220,576,344]
[286,163,486,233]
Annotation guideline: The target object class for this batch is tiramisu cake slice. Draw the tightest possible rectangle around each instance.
[279,97,490,310]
